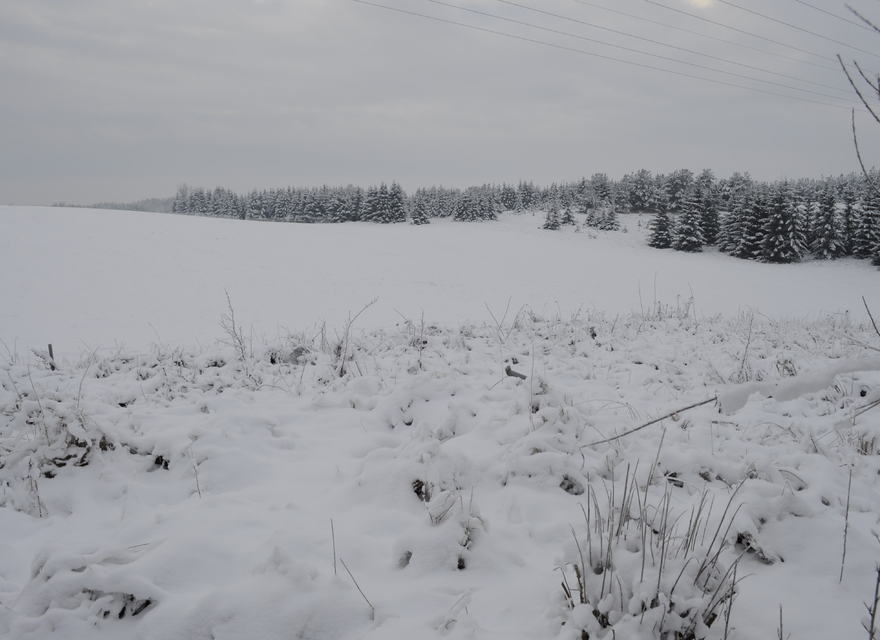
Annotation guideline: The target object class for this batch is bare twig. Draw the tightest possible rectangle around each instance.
[854,60,880,95]
[864,564,880,640]
[840,55,880,125]
[190,446,202,499]
[337,298,378,377]
[852,109,880,195]
[331,519,338,576]
[25,367,50,443]
[777,605,786,640]
[848,4,880,36]
[340,558,375,621]
[841,466,853,583]
[737,313,754,383]
[581,396,718,448]
[864,296,880,340]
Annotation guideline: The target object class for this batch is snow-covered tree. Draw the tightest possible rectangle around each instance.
[855,188,880,259]
[667,169,694,212]
[647,193,673,249]
[732,191,764,260]
[810,188,843,259]
[762,184,805,263]
[542,202,561,230]
[410,189,431,225]
[672,192,705,252]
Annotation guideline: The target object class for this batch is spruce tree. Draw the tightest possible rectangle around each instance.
[628,169,655,212]
[590,173,612,205]
[810,188,843,259]
[172,185,190,213]
[762,185,804,263]
[597,204,620,230]
[667,169,694,212]
[410,189,430,225]
[560,206,575,226]
[542,202,561,230]
[855,188,880,259]
[388,182,407,222]
[361,186,380,222]
[696,173,720,246]
[672,192,705,252]
[732,191,764,260]
[647,195,673,249]
[839,181,858,255]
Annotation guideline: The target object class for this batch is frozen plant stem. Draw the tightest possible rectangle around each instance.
[864,296,880,340]
[582,396,717,447]
[777,605,785,640]
[737,313,754,382]
[841,466,852,583]
[865,564,880,640]
[340,558,375,621]
[191,447,202,499]
[331,519,337,576]
[337,298,377,377]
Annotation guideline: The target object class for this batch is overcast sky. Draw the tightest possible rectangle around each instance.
[2,0,880,204]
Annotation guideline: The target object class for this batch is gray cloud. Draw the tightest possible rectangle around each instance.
[2,0,879,203]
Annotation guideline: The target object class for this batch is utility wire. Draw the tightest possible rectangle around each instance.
[713,0,880,59]
[569,0,833,72]
[485,0,847,97]
[641,0,835,65]
[427,0,846,100]
[350,0,850,110]
[792,0,873,31]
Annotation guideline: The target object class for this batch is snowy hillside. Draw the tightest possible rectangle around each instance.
[1,206,879,640]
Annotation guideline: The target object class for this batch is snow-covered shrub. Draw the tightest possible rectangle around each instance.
[557,472,741,640]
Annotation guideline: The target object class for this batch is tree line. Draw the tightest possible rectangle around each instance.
[170,169,879,266]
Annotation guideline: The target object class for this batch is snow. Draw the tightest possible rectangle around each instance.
[1,205,877,355]
[1,206,879,640]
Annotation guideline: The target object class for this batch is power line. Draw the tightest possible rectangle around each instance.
[485,0,847,97]
[569,0,834,72]
[791,0,873,31]
[641,0,836,65]
[713,0,880,59]
[350,0,850,110]
[426,0,847,100]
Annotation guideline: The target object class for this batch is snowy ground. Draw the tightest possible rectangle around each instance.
[1,207,879,640]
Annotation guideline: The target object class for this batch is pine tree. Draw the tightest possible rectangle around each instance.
[560,206,575,226]
[361,186,380,222]
[647,196,673,249]
[387,182,407,223]
[410,189,431,225]
[695,171,720,245]
[855,188,880,259]
[542,202,561,230]
[628,169,655,212]
[172,185,190,213]
[762,185,804,263]
[810,188,843,259]
[839,181,858,255]
[597,204,620,230]
[672,192,705,252]
[666,169,694,212]
[590,173,612,205]
[732,191,764,260]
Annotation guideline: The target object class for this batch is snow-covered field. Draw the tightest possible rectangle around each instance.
[1,206,879,640]
[1,205,877,354]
